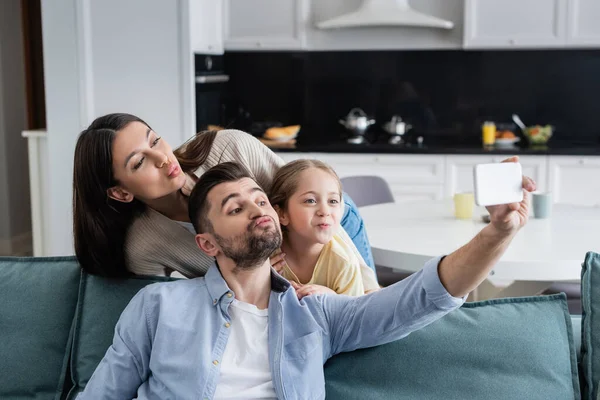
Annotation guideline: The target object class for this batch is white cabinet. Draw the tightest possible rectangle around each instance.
[463,0,567,49]
[549,156,600,206]
[566,0,600,46]
[445,155,548,196]
[190,0,223,54]
[278,152,600,207]
[276,152,445,203]
[223,0,308,50]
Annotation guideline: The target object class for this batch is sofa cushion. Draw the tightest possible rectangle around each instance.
[325,294,580,400]
[0,256,81,400]
[582,251,600,400]
[67,271,176,399]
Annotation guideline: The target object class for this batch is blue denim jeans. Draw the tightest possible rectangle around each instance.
[341,193,376,276]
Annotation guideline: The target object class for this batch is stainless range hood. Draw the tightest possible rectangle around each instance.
[317,0,454,30]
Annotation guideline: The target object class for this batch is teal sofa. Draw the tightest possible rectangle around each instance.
[1,254,598,400]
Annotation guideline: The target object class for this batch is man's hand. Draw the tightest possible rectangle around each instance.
[485,156,537,234]
[438,156,537,298]
[291,282,336,299]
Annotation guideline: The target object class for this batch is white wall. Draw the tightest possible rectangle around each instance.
[0,0,31,254]
[40,0,194,255]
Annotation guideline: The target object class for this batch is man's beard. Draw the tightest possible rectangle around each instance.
[213,218,282,272]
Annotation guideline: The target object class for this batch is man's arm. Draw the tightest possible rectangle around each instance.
[318,256,465,357]
[77,289,153,399]
[318,157,535,356]
[438,157,536,298]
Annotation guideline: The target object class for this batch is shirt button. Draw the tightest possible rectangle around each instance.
[226,292,233,298]
[224,322,231,328]
[213,360,219,366]
[213,299,217,305]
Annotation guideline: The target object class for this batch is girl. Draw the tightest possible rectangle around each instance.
[73,113,376,280]
[270,159,380,298]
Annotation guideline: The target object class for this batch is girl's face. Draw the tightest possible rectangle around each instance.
[278,168,343,245]
[107,122,187,203]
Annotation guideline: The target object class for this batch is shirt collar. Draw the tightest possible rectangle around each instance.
[205,262,291,306]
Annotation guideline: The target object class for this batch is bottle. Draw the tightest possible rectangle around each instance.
[482,121,496,146]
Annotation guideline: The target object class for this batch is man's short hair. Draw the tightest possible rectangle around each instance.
[188,161,255,234]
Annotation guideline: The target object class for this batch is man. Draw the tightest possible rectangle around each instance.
[79,159,536,399]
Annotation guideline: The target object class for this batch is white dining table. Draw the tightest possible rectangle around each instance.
[359,200,600,300]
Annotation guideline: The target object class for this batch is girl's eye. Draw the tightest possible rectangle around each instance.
[133,157,145,170]
[304,199,316,204]
[329,199,339,205]
[229,207,242,215]
[258,200,267,206]
[151,137,161,147]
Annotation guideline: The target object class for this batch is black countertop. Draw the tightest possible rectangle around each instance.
[269,140,600,156]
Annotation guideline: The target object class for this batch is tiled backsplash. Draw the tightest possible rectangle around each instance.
[224,50,600,145]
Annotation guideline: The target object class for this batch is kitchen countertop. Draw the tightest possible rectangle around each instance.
[267,140,600,156]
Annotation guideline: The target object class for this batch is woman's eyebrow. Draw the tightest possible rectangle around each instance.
[123,128,152,167]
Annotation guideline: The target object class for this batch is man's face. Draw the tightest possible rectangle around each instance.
[196,177,282,271]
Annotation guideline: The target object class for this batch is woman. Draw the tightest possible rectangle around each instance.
[73,113,376,279]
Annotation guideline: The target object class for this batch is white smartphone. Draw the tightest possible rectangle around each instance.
[473,162,523,206]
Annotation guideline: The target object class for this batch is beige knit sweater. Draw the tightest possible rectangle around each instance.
[124,130,379,290]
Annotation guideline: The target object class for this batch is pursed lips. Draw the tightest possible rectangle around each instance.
[252,216,273,229]
[167,162,180,177]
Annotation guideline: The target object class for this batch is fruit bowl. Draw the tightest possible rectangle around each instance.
[523,125,553,145]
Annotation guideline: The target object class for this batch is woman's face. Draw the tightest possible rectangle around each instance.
[108,122,187,203]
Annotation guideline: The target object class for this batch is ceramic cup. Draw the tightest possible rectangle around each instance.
[532,192,552,219]
[453,192,475,220]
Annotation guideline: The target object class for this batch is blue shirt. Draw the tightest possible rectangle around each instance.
[79,256,464,399]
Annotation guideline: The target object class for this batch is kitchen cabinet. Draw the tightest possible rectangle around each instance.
[463,0,567,49]
[445,155,548,196]
[190,0,223,54]
[278,152,600,207]
[222,0,309,50]
[548,156,600,206]
[277,152,446,203]
[566,0,600,46]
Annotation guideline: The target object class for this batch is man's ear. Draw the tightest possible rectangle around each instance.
[107,186,134,203]
[273,204,289,227]
[195,233,219,257]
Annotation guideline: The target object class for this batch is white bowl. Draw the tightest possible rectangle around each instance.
[494,137,520,147]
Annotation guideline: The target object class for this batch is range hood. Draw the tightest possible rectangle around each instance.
[317,0,454,30]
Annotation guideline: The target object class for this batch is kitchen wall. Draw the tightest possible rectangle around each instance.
[224,49,600,145]
[0,0,31,255]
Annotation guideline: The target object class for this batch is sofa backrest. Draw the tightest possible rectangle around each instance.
[0,257,586,400]
[0,257,81,400]
[66,271,175,399]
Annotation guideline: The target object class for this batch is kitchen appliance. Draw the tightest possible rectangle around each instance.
[194,54,229,132]
[317,0,454,29]
[382,115,412,145]
[338,108,375,144]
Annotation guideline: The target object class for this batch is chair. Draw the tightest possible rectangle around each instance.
[340,175,407,286]
[340,175,394,208]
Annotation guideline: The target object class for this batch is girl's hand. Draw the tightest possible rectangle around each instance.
[291,282,336,299]
[270,252,287,273]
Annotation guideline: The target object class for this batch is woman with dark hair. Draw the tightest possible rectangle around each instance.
[73,113,377,287]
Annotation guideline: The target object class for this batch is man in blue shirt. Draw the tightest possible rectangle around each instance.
[80,159,536,399]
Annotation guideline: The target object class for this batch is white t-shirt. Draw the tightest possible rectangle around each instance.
[214,299,276,399]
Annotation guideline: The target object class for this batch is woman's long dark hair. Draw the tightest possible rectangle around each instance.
[73,113,218,277]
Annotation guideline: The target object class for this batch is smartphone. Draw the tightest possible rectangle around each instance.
[473,162,523,206]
